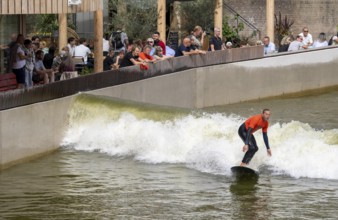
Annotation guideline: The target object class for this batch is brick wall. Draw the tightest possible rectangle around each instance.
[224,0,338,43]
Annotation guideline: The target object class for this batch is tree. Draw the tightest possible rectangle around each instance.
[107,0,158,40]
[222,14,244,47]
[179,0,216,34]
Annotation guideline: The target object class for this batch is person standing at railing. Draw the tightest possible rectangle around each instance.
[11,34,26,89]
[190,26,206,50]
[153,31,166,55]
[175,37,206,57]
[23,39,34,88]
[299,27,313,47]
[209,27,224,51]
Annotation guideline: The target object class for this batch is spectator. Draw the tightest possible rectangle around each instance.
[288,35,308,52]
[33,50,55,84]
[103,49,115,71]
[74,38,92,66]
[88,39,95,51]
[328,32,338,46]
[299,27,313,46]
[165,45,175,57]
[43,46,56,69]
[153,46,169,60]
[58,55,77,80]
[313,32,328,48]
[32,36,40,44]
[153,31,166,55]
[332,36,338,46]
[278,36,293,52]
[225,42,233,49]
[103,34,110,56]
[112,50,125,69]
[11,34,26,88]
[32,43,40,53]
[175,37,206,57]
[110,28,128,53]
[52,46,69,80]
[188,35,198,50]
[5,33,17,73]
[191,26,206,50]
[139,45,154,63]
[263,36,276,55]
[39,41,49,55]
[67,37,76,57]
[209,27,223,51]
[120,45,143,68]
[146,38,156,56]
[23,39,34,88]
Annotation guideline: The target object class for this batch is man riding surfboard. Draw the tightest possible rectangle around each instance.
[238,109,272,166]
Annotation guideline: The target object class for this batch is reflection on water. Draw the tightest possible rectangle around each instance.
[1,149,338,219]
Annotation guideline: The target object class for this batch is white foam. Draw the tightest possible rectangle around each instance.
[62,112,338,180]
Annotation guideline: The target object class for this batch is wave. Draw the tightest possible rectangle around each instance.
[62,94,338,180]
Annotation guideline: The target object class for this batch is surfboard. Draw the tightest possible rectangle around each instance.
[231,166,259,176]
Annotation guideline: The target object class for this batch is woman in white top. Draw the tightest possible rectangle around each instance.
[313,33,328,48]
[11,34,27,88]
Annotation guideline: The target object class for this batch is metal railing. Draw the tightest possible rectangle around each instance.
[223,1,261,38]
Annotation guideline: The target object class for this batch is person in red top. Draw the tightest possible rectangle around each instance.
[238,109,272,166]
[152,31,166,55]
[138,45,154,63]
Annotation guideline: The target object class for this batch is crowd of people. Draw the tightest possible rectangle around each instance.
[5,34,78,88]
[262,27,338,55]
[3,25,338,89]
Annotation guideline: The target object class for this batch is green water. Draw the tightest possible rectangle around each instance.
[1,90,338,220]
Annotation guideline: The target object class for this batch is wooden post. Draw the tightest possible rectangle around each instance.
[94,9,103,73]
[157,0,166,43]
[214,0,223,38]
[58,13,67,53]
[266,0,275,42]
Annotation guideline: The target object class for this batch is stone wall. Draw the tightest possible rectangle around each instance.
[224,0,338,43]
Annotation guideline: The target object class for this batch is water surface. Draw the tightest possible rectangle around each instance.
[1,90,338,219]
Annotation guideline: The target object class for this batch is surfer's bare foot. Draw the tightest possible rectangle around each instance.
[240,162,247,167]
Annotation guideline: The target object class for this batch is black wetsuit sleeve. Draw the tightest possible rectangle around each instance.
[245,127,253,145]
[263,132,270,149]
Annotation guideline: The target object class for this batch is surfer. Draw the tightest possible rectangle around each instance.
[238,109,272,166]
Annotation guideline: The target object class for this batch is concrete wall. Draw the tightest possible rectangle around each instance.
[0,96,74,170]
[88,47,338,108]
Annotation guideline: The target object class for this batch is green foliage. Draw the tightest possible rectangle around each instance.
[274,12,294,45]
[80,67,93,76]
[107,0,158,40]
[179,0,216,34]
[222,14,244,47]
[28,14,76,37]
[35,14,59,36]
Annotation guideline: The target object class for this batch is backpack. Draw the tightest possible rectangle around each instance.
[111,31,124,49]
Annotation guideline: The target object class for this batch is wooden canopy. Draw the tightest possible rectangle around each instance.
[0,0,102,15]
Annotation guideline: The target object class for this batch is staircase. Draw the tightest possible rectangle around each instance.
[223,1,261,38]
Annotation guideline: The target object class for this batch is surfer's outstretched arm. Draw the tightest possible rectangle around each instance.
[263,132,272,156]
